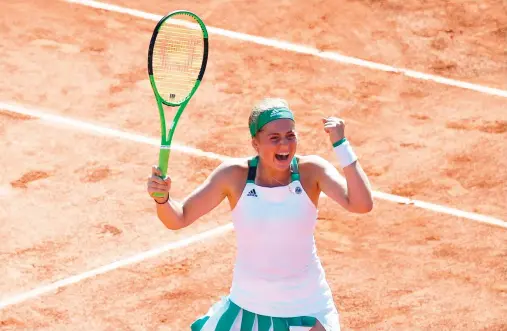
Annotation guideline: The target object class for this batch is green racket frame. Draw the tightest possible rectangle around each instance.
[147,10,209,197]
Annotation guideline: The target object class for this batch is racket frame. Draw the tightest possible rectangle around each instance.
[147,10,209,197]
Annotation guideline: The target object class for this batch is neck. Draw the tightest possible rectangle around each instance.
[256,159,291,187]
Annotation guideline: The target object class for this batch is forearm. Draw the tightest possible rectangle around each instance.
[155,197,187,230]
[343,161,373,213]
[333,138,373,213]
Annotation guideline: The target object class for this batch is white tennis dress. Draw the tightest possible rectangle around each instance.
[191,157,341,331]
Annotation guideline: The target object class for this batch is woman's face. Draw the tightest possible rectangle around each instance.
[252,119,298,171]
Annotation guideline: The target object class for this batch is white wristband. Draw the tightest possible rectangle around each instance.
[333,138,357,168]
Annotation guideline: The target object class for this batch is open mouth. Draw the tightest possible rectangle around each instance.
[275,152,290,161]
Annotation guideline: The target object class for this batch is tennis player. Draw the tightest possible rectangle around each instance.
[147,98,373,330]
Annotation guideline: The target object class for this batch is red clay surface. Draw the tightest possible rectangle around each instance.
[1,0,506,330]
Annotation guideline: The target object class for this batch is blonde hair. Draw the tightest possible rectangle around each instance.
[248,98,290,133]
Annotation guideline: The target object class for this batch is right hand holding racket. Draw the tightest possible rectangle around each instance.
[147,166,171,202]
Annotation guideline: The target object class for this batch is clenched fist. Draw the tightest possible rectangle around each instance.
[147,166,171,203]
[322,116,346,145]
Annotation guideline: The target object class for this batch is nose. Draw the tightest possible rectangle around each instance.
[279,137,290,145]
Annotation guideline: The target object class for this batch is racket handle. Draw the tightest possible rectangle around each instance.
[153,146,171,198]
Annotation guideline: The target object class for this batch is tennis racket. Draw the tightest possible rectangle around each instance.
[147,10,209,197]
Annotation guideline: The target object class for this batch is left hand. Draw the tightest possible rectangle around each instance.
[322,116,346,145]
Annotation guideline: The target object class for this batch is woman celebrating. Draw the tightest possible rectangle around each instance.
[147,98,373,330]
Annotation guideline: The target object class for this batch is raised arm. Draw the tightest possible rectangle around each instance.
[317,116,373,214]
[147,162,232,230]
[313,155,373,213]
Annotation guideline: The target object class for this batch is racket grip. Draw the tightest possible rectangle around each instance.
[153,146,171,198]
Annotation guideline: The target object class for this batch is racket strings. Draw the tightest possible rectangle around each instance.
[152,18,204,104]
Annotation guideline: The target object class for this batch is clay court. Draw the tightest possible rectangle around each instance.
[1,0,506,330]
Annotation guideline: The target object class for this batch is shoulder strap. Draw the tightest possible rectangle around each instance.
[246,156,258,183]
[290,156,300,182]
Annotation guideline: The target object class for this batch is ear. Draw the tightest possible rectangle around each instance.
[251,136,259,153]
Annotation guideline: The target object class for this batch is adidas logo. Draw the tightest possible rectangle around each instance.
[270,109,282,117]
[247,189,257,197]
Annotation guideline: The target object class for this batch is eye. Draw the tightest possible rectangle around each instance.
[287,133,296,140]
[270,136,280,141]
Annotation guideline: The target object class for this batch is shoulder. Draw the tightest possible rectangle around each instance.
[296,154,342,184]
[209,156,250,182]
[296,154,335,173]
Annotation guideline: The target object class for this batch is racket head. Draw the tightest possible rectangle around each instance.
[148,10,209,107]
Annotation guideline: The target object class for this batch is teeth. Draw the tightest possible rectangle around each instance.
[278,153,289,156]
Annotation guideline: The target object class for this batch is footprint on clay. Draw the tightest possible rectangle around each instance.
[109,68,147,94]
[389,180,428,198]
[401,89,429,100]
[425,235,441,242]
[0,110,35,135]
[80,39,108,53]
[430,59,458,74]
[77,164,112,183]
[30,39,80,54]
[12,240,64,257]
[430,33,451,51]
[33,307,69,324]
[363,164,389,177]
[478,121,507,134]
[0,110,34,121]
[432,243,459,258]
[10,170,52,189]
[409,113,430,121]
[447,153,472,164]
[443,151,501,190]
[399,142,425,149]
[446,119,507,134]
[0,318,26,328]
[98,224,122,237]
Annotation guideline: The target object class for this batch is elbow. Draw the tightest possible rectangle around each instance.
[164,223,184,231]
[350,200,374,214]
[162,221,184,230]
[161,219,189,230]
[360,203,374,214]
[157,213,187,230]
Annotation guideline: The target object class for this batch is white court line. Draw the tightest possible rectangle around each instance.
[64,0,507,99]
[0,100,506,311]
[1,101,505,229]
[0,223,233,310]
